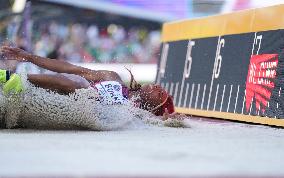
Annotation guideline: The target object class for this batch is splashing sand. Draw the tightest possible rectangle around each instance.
[0,74,189,130]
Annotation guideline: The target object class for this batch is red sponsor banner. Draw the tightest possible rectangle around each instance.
[245,54,278,113]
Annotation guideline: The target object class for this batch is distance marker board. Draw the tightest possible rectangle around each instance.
[156,5,284,127]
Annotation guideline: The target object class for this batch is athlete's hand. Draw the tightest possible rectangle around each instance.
[0,46,30,62]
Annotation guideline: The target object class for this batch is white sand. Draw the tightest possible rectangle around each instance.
[1,75,284,177]
[0,118,284,177]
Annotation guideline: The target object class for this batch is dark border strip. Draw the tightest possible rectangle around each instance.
[176,107,284,127]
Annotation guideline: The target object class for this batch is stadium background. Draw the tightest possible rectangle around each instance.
[1,0,282,83]
[1,1,284,177]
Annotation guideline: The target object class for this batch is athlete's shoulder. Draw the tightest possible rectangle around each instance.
[94,70,122,82]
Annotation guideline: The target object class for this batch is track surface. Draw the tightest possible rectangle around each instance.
[0,118,284,177]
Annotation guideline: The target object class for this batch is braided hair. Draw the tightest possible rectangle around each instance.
[125,68,141,92]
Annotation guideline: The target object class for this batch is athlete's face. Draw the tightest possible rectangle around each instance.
[139,84,168,110]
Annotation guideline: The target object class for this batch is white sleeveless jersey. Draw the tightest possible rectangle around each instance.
[91,81,129,105]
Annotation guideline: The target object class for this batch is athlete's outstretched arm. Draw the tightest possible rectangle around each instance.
[0,46,95,81]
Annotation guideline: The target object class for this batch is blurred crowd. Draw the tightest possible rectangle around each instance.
[1,22,161,64]
[2,22,160,63]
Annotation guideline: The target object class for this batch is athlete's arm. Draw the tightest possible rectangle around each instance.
[0,46,97,81]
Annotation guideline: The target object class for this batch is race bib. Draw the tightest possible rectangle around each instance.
[92,81,128,105]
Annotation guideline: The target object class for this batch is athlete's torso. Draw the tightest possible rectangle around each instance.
[90,80,129,105]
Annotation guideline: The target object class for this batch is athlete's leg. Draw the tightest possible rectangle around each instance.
[27,74,90,94]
